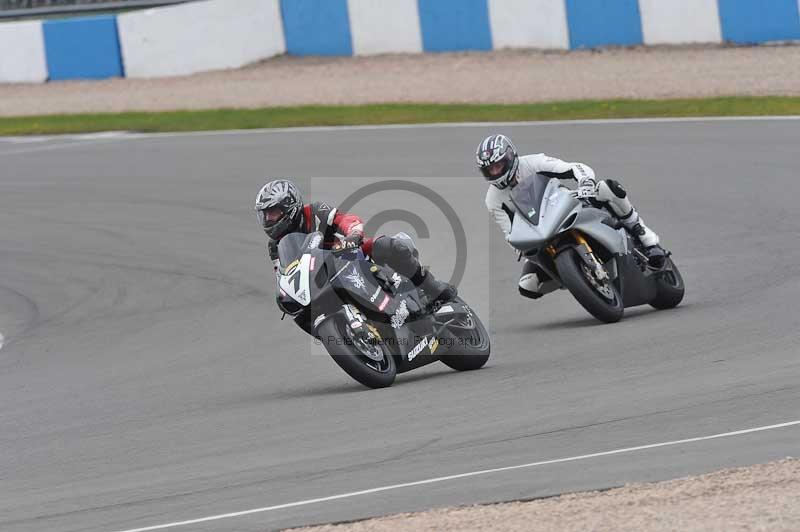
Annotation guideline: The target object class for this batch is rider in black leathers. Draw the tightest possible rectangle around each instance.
[254,179,457,328]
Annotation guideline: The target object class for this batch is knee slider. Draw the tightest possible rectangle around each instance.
[519,286,543,299]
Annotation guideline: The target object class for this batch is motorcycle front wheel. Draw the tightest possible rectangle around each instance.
[555,247,624,323]
[318,316,396,389]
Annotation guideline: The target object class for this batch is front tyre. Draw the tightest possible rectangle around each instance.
[650,258,685,310]
[318,317,396,389]
[555,247,624,323]
[438,299,491,371]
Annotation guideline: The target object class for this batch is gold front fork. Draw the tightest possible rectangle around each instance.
[571,230,609,281]
[571,230,593,252]
[545,231,591,258]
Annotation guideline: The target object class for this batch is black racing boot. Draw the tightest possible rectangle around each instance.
[411,267,458,310]
[629,222,666,269]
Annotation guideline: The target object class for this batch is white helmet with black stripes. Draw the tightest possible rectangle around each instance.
[476,134,519,190]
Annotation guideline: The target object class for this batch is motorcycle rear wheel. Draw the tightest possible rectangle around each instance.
[555,247,624,323]
[650,258,685,310]
[438,299,491,371]
[318,317,396,389]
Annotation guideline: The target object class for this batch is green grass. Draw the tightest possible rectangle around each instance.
[2,97,799,136]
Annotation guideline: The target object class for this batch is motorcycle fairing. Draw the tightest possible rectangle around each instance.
[508,172,550,226]
[433,301,470,318]
[506,175,676,310]
[571,208,627,258]
[615,253,658,307]
[278,253,312,306]
[508,174,625,257]
[276,231,475,369]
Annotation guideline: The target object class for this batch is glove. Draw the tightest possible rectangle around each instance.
[575,182,597,199]
[334,234,363,252]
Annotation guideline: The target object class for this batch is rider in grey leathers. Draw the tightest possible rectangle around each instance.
[477,134,666,299]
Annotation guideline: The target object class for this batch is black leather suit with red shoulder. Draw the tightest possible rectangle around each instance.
[267,201,364,263]
[267,201,422,281]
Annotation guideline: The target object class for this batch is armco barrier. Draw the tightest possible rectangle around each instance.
[1,0,799,83]
[0,20,47,82]
[118,0,284,78]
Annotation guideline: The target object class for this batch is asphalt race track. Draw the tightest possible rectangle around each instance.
[1,119,799,532]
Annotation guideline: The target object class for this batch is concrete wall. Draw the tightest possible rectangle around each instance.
[0,20,47,83]
[348,0,423,55]
[117,0,285,78]
[488,0,569,50]
[43,15,124,81]
[639,0,722,45]
[2,0,799,82]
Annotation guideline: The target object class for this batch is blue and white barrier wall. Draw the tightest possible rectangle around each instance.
[2,0,800,82]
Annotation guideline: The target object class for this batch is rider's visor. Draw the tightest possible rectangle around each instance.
[265,206,285,221]
[257,205,285,229]
[481,159,508,179]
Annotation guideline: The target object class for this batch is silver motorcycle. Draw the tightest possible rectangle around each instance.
[507,173,684,323]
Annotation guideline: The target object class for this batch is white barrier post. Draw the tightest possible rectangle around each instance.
[118,0,285,79]
[0,20,47,83]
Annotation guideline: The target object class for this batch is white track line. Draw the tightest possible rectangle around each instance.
[0,132,131,144]
[0,138,129,157]
[114,419,800,532]
[0,333,3,351]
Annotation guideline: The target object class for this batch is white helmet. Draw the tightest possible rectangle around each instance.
[476,134,519,190]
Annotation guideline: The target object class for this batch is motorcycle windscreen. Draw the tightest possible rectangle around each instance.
[277,232,323,274]
[509,173,551,226]
[508,175,578,249]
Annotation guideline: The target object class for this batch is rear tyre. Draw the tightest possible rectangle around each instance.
[318,317,396,389]
[650,258,685,310]
[438,299,491,371]
[555,247,624,324]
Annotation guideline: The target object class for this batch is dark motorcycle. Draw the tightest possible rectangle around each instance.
[275,232,491,388]
[507,173,685,323]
